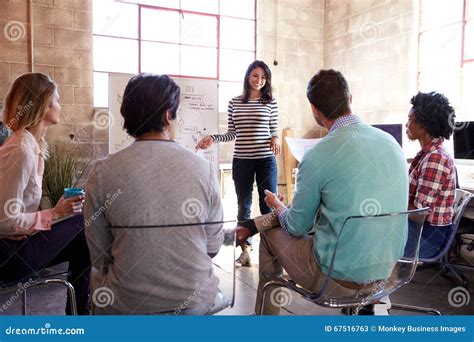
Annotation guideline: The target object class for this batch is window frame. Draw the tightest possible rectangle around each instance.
[92,0,257,81]
[417,0,473,90]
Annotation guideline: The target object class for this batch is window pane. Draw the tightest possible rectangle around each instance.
[93,72,109,108]
[181,0,218,14]
[219,81,242,112]
[220,17,255,50]
[141,42,179,75]
[419,67,461,105]
[141,8,180,43]
[460,62,474,120]
[93,37,138,73]
[138,0,179,8]
[419,25,462,69]
[181,13,217,47]
[220,0,255,19]
[180,46,217,77]
[220,49,254,81]
[464,21,474,60]
[93,0,138,39]
[467,0,474,20]
[421,0,463,31]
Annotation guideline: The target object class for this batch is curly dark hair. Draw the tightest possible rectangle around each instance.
[242,60,273,104]
[410,92,455,140]
[306,69,351,120]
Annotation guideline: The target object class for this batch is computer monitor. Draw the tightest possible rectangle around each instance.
[453,122,474,160]
[0,122,9,146]
[372,124,403,147]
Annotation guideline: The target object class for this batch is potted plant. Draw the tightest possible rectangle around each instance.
[42,145,89,207]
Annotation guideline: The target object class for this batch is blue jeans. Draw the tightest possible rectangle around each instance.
[232,156,277,245]
[406,220,453,259]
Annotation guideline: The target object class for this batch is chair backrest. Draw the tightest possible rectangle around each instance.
[420,188,474,262]
[208,227,236,314]
[311,208,429,308]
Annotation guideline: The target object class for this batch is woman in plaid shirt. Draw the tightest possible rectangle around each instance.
[406,92,456,258]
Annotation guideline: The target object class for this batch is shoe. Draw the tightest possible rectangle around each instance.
[341,306,374,315]
[236,245,252,267]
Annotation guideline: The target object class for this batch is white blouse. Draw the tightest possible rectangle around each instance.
[0,129,53,239]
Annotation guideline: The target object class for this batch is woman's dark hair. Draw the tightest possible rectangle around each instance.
[121,74,180,137]
[306,69,351,120]
[410,91,455,140]
[242,60,273,104]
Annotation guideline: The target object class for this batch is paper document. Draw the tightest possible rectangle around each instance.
[285,137,322,162]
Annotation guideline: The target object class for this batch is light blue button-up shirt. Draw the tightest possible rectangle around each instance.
[278,115,408,282]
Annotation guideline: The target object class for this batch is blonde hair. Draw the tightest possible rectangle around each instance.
[3,73,57,154]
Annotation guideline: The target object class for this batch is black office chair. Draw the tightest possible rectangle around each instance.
[416,189,474,289]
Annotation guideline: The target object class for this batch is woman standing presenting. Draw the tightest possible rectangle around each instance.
[196,60,280,266]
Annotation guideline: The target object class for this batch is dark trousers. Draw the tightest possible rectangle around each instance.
[0,215,91,315]
[232,156,277,245]
[406,220,454,259]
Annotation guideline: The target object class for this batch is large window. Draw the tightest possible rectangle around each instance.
[418,0,473,121]
[92,0,256,110]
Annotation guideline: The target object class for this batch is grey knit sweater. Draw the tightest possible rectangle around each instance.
[84,140,224,314]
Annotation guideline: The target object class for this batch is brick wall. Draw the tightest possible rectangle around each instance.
[324,0,419,129]
[0,0,102,160]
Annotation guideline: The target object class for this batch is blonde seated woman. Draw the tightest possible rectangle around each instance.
[0,73,91,315]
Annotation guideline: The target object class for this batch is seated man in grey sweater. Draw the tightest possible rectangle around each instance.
[84,74,224,315]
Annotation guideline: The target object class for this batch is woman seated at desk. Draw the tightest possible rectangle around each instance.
[405,91,456,258]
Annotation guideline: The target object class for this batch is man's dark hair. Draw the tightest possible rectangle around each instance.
[242,60,273,104]
[121,74,180,137]
[306,69,351,120]
[410,91,455,140]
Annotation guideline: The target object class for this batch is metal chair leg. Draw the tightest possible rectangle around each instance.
[391,303,442,315]
[40,279,77,315]
[21,290,27,315]
[442,264,469,289]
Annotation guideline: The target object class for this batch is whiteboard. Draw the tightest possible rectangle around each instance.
[108,74,219,166]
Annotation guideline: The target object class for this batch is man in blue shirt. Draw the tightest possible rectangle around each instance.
[237,69,409,315]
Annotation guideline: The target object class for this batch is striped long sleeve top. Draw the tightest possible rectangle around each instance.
[211,96,279,159]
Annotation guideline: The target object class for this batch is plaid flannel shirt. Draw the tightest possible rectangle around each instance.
[409,138,455,226]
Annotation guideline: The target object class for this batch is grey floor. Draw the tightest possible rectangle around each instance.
[1,242,473,316]
[1,174,473,315]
